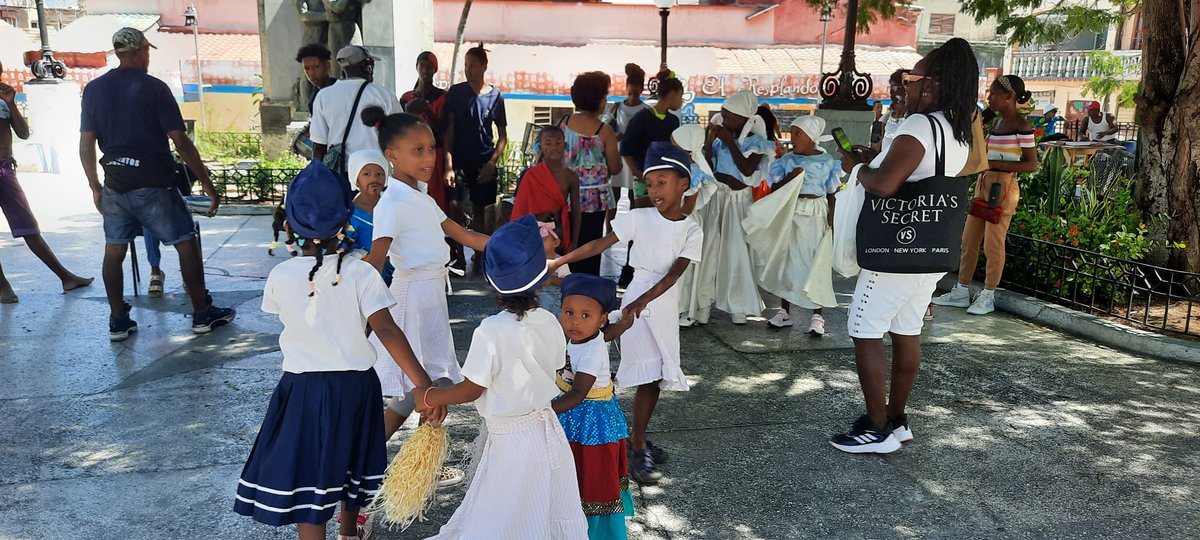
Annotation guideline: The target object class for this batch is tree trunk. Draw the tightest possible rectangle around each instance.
[1135,0,1200,272]
[448,0,474,86]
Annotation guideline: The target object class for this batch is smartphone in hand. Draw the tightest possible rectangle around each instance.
[831,127,854,153]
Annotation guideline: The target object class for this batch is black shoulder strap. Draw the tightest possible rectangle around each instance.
[341,81,370,149]
[924,113,947,177]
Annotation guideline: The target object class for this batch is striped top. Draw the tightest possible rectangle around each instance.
[986,128,1036,162]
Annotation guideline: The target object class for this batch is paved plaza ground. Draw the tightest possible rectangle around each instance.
[1,173,1198,539]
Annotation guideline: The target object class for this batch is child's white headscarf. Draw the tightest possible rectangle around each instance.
[790,115,834,150]
[721,90,767,144]
[347,149,390,185]
[671,124,714,178]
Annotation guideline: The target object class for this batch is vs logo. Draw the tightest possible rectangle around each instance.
[896,226,916,245]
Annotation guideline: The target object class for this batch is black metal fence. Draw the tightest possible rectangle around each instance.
[208,168,296,205]
[207,159,529,206]
[1046,118,1139,142]
[1002,234,1200,338]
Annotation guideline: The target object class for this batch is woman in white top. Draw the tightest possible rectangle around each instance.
[604,63,651,214]
[360,107,489,443]
[425,216,589,539]
[831,38,979,455]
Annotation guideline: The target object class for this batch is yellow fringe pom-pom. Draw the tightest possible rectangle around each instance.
[366,424,449,530]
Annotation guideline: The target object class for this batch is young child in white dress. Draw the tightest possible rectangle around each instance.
[552,142,703,485]
[702,90,771,324]
[359,108,490,454]
[423,215,589,539]
[744,115,841,334]
[672,124,721,328]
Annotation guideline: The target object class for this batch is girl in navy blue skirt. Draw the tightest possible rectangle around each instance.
[234,161,445,540]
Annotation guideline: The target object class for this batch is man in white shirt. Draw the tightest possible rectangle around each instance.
[310,45,400,174]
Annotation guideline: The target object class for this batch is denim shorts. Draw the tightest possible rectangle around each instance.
[100,186,197,245]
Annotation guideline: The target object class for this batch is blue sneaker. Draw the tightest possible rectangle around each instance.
[192,304,236,334]
[630,449,663,485]
[109,302,137,342]
[829,415,901,454]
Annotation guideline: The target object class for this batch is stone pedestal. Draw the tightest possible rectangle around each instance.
[815,109,875,156]
[363,0,433,99]
[22,80,82,175]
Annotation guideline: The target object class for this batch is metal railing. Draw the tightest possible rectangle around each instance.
[1042,118,1139,142]
[206,156,531,206]
[1011,50,1142,80]
[208,167,296,205]
[1002,234,1200,338]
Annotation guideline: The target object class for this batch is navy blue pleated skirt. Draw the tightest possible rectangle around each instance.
[234,368,387,526]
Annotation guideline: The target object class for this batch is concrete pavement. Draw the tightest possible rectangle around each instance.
[1,173,1198,539]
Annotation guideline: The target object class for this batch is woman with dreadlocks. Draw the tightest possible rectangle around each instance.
[831,38,980,454]
[234,160,442,540]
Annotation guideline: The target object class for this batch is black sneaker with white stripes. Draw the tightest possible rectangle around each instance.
[829,415,901,454]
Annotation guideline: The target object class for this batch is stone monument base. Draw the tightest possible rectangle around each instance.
[815,109,876,156]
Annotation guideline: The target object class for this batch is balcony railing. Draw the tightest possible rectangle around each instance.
[1011,50,1141,80]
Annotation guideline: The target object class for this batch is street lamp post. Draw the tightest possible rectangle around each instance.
[183,4,206,129]
[654,0,674,69]
[818,0,873,110]
[819,1,834,78]
[28,0,66,83]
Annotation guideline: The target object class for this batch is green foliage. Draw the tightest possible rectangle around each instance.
[196,131,263,162]
[1005,145,1176,298]
[1082,51,1139,108]
[959,0,1137,46]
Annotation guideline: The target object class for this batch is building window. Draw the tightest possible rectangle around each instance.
[928,13,956,36]
[533,106,575,126]
[1131,14,1143,50]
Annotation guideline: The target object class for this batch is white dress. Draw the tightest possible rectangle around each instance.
[702,136,773,321]
[428,309,588,539]
[742,152,841,310]
[370,178,462,398]
[611,209,702,391]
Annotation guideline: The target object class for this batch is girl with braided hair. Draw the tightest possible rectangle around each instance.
[361,108,489,471]
[234,160,442,540]
[832,37,980,454]
[935,74,1038,315]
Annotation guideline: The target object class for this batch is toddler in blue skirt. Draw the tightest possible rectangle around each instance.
[233,161,443,540]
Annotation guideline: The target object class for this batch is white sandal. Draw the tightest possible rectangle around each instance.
[148,273,164,298]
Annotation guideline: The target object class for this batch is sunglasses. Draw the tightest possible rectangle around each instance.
[902,73,935,84]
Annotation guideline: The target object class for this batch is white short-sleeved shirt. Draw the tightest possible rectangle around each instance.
[610,208,703,274]
[460,308,566,420]
[563,334,612,389]
[869,112,970,182]
[373,178,451,271]
[309,78,400,155]
[262,257,395,373]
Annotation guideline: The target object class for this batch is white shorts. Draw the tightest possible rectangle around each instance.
[847,270,944,339]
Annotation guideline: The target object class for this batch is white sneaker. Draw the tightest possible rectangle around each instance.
[679,314,696,328]
[932,284,971,308]
[766,309,792,329]
[967,290,996,315]
[437,466,465,488]
[731,313,748,325]
[807,313,826,336]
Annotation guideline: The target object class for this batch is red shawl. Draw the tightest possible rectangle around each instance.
[511,162,571,250]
